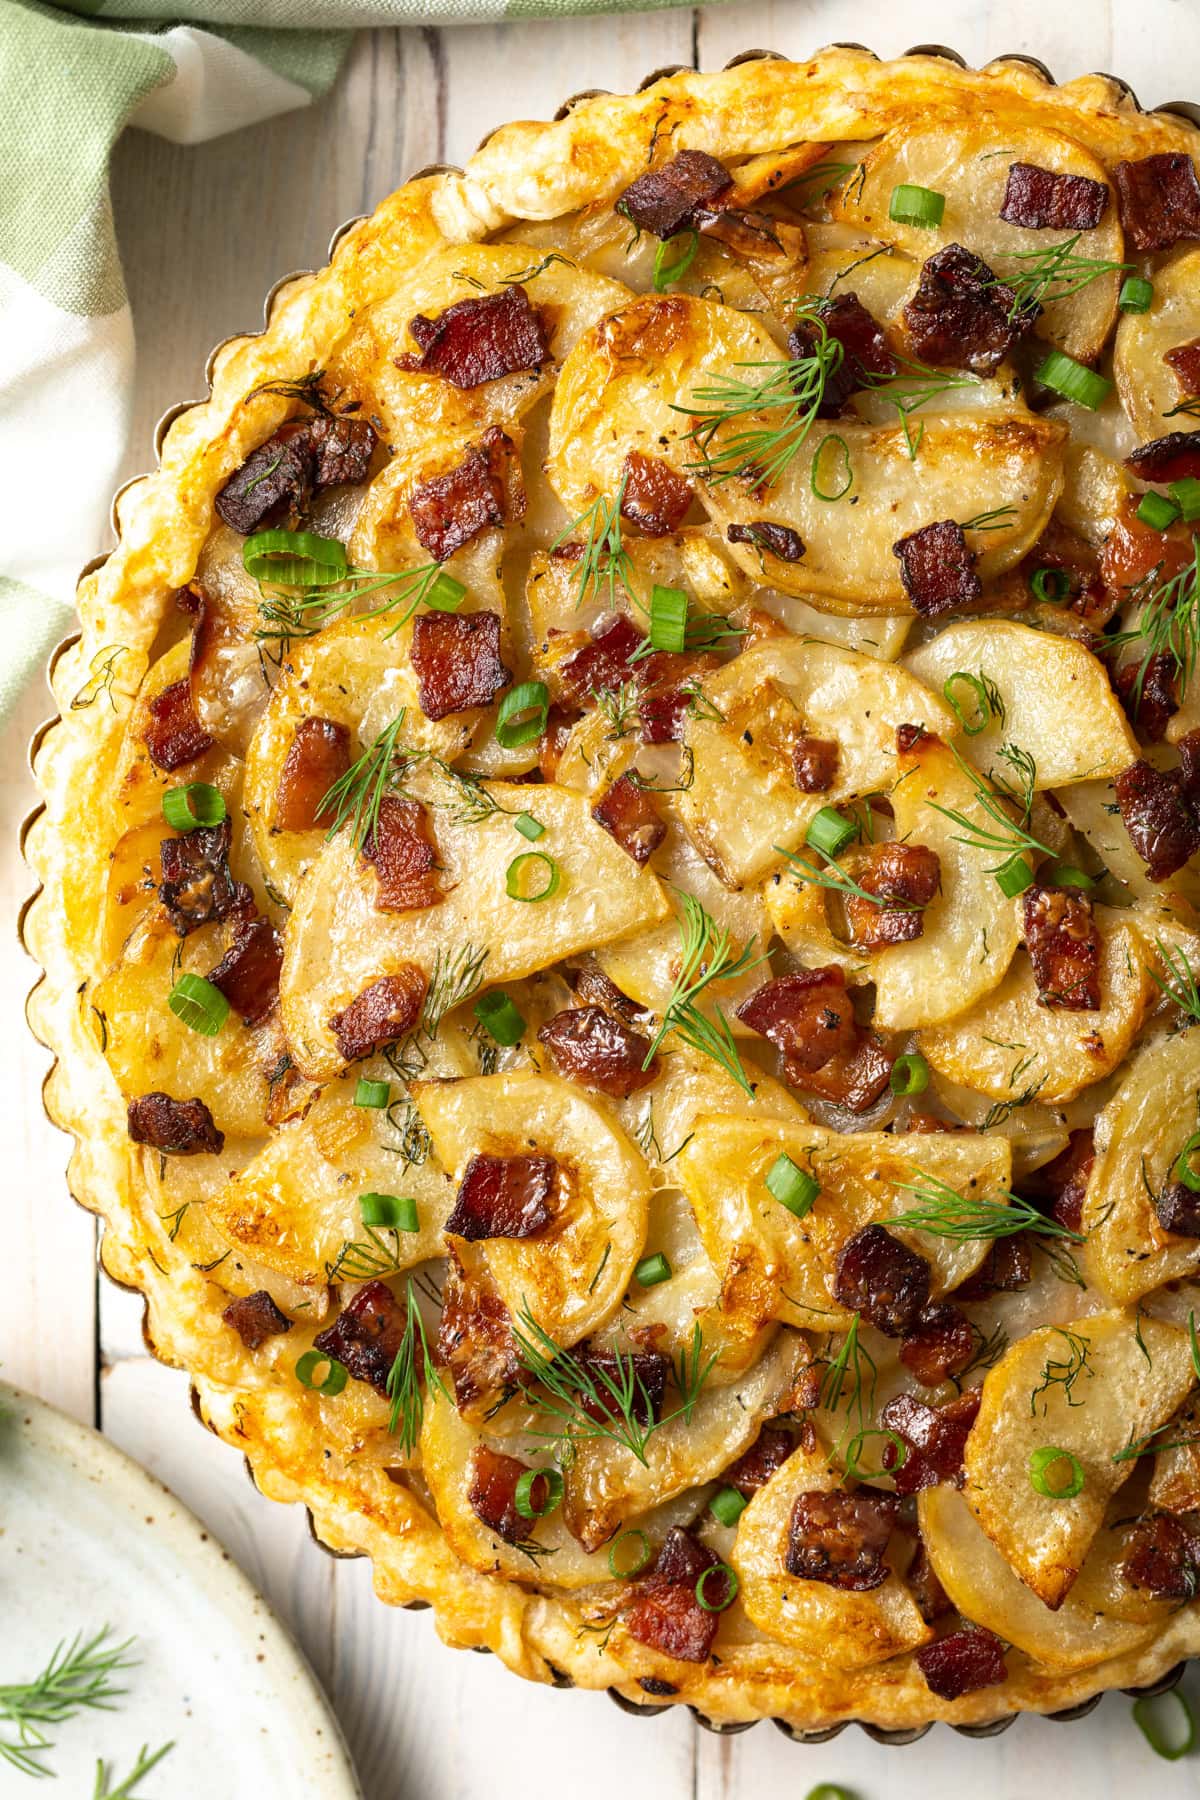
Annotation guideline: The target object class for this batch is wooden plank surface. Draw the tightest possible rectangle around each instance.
[5,5,1200,1794]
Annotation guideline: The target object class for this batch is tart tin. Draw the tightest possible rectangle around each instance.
[20,40,1200,1745]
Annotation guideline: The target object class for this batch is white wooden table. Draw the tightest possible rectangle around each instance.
[5,5,1200,1794]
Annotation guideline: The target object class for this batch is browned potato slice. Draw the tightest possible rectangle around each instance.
[1114,250,1200,443]
[111,637,238,833]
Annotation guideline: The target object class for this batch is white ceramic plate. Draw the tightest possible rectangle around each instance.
[0,1380,362,1797]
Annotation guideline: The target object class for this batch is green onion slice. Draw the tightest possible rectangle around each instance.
[694,1563,739,1612]
[1118,275,1154,314]
[805,1787,856,1800]
[167,973,229,1038]
[766,1152,819,1219]
[811,433,853,502]
[843,1427,907,1481]
[709,1485,748,1528]
[1028,1445,1085,1498]
[1029,565,1071,604]
[162,782,226,831]
[514,812,545,842]
[473,989,526,1046]
[360,1192,420,1233]
[424,572,467,612]
[634,1252,672,1288]
[1046,862,1095,890]
[995,856,1035,899]
[647,584,689,654]
[1169,476,1200,523]
[295,1350,349,1396]
[495,680,550,749]
[1137,491,1182,531]
[354,1077,390,1109]
[608,1528,653,1578]
[653,230,699,292]
[888,183,945,228]
[890,1051,929,1096]
[514,1467,564,1520]
[806,805,858,858]
[1035,350,1112,411]
[506,851,560,903]
[942,671,992,736]
[243,528,348,588]
[1174,1130,1200,1193]
[1133,1689,1197,1761]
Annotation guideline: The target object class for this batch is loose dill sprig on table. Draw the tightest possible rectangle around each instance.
[640,893,764,1095]
[1109,539,1200,709]
[987,233,1132,321]
[0,1629,136,1779]
[92,1740,174,1800]
[552,473,633,610]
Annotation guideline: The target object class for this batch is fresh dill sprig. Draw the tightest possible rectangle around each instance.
[325,1224,406,1285]
[552,474,633,610]
[1151,935,1200,1025]
[593,679,641,741]
[980,1075,1047,1130]
[92,1741,174,1800]
[1165,396,1200,421]
[0,1629,135,1779]
[628,610,746,663]
[1029,1326,1094,1417]
[319,711,409,851]
[818,1314,877,1448]
[958,1322,1010,1384]
[1109,539,1200,708]
[255,559,456,649]
[893,1172,1084,1244]
[424,761,520,828]
[864,358,979,459]
[640,893,764,1095]
[777,843,924,913]
[960,505,1019,534]
[386,1276,450,1455]
[988,233,1132,322]
[927,740,1055,879]
[788,159,857,200]
[1113,1420,1200,1465]
[422,941,490,1038]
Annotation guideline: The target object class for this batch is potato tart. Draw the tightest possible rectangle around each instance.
[26,47,1200,1736]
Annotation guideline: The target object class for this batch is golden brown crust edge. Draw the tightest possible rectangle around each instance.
[23,46,1200,1733]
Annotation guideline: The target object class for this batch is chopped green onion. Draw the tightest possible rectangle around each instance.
[766,1152,819,1219]
[890,1052,929,1096]
[942,671,992,736]
[294,1350,349,1396]
[694,1563,739,1612]
[506,851,560,903]
[1029,566,1071,604]
[473,989,526,1046]
[1119,275,1154,314]
[1169,476,1200,523]
[805,1789,856,1800]
[1035,350,1112,411]
[1046,863,1095,890]
[888,183,945,228]
[360,1192,420,1233]
[354,1077,390,1109]
[424,572,467,612]
[995,856,1035,898]
[709,1485,748,1528]
[843,1427,908,1480]
[1137,491,1182,531]
[806,805,858,858]
[514,1467,564,1520]
[608,1528,653,1578]
[495,680,550,749]
[1028,1445,1085,1498]
[647,584,689,654]
[1174,1130,1200,1192]
[653,230,699,292]
[634,1252,672,1288]
[162,782,226,831]
[1133,1689,1196,1760]
[514,812,545,842]
[243,528,347,588]
[811,433,853,501]
[167,973,229,1038]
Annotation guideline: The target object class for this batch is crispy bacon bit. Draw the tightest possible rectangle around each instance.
[907,1540,953,1624]
[616,150,733,239]
[445,1153,558,1241]
[1114,153,1200,253]
[537,704,577,780]
[844,842,941,950]
[791,736,839,793]
[1022,883,1102,1011]
[999,161,1108,231]
[1123,1511,1200,1598]
[1125,429,1200,485]
[785,1488,898,1591]
[158,820,251,937]
[626,1528,723,1663]
[468,1445,544,1543]
[362,795,441,913]
[223,1289,292,1350]
[1102,495,1198,600]
[727,521,805,562]
[314,1279,406,1396]
[882,1391,981,1494]
[437,1253,519,1408]
[575,1345,669,1426]
[208,916,284,1025]
[274,716,350,831]
[591,773,666,865]
[409,428,524,563]
[127,1092,224,1156]
[903,243,1035,376]
[329,966,427,1063]
[537,1005,656,1097]
[789,292,896,415]
[558,613,645,706]
[834,1224,931,1338]
[726,1425,793,1495]
[737,968,858,1073]
[620,449,693,536]
[573,961,644,1020]
[307,413,377,489]
[802,1033,896,1113]
[1114,651,1178,744]
[695,206,800,263]
[215,414,375,535]
[915,1626,1007,1701]
[955,1235,1032,1302]
[1166,337,1200,399]
[401,285,548,389]
[410,609,510,720]
[900,1305,977,1387]
[1031,1129,1095,1235]
[637,678,699,745]
[896,723,932,754]
[1115,754,1200,882]
[1022,517,1110,621]
[145,679,213,772]
[893,519,981,618]
[1155,1179,1200,1238]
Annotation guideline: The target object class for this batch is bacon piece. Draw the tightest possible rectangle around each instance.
[900,1304,976,1387]
[834,1224,931,1338]
[727,521,805,563]
[208,916,284,1025]
[591,772,666,865]
[881,1391,981,1495]
[274,716,350,831]
[1125,429,1200,485]
[903,243,1035,376]
[1022,517,1110,621]
[1022,883,1102,1011]
[445,1152,558,1241]
[329,966,427,1063]
[1102,495,1198,600]
[307,413,376,489]
[801,1033,896,1113]
[999,162,1108,231]
[915,1626,1007,1701]
[1122,1511,1200,1598]
[785,1488,898,1591]
[1155,1179,1200,1237]
[726,1425,793,1495]
[616,150,733,239]
[955,1235,1032,1302]
[907,1540,953,1624]
[409,428,524,563]
[410,609,510,720]
[1029,1129,1095,1235]
[1166,338,1200,399]
[437,1252,519,1409]
[1114,153,1200,253]
[572,960,644,1020]
[626,1528,723,1663]
[788,292,896,415]
[401,285,548,389]
[362,795,441,913]
[558,613,645,706]
[313,1279,406,1396]
[468,1444,546,1544]
[695,206,802,263]
[574,1345,668,1426]
[158,820,251,937]
[145,679,213,772]
[127,1092,224,1156]
[619,449,693,536]
[637,678,699,745]
[1114,651,1179,744]
[1115,754,1200,882]
[737,967,858,1073]
[215,414,375,535]
[223,1289,292,1350]
[537,705,577,780]
[537,1005,656,1097]
[896,724,931,754]
[844,842,941,949]
[792,736,839,793]
[893,519,981,618]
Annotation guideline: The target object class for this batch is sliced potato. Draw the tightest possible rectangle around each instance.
[111,637,238,833]
[964,1309,1198,1606]
[1114,249,1200,443]
[1149,1395,1200,1515]
[752,591,912,662]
